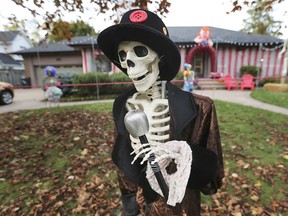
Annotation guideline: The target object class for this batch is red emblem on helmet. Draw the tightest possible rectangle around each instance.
[129,10,148,23]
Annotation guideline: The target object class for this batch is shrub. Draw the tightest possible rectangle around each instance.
[173,71,184,88]
[239,66,261,77]
[259,77,288,86]
[175,71,183,80]
[72,72,133,96]
[108,72,133,94]
[57,71,78,96]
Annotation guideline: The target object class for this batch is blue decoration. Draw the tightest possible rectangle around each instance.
[44,66,57,77]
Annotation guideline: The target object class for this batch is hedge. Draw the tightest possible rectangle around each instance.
[239,66,261,77]
[72,72,133,96]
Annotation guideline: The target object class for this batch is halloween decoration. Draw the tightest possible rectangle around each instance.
[43,66,63,107]
[98,9,224,215]
[183,63,195,92]
[194,27,213,47]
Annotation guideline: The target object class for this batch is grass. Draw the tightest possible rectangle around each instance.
[251,87,288,108]
[201,100,288,212]
[0,98,287,215]
[33,101,114,114]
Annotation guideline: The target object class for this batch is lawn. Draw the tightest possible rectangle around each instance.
[251,88,288,109]
[0,101,287,215]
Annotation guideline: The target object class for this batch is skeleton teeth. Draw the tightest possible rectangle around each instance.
[136,74,146,81]
[133,71,152,82]
[131,70,150,82]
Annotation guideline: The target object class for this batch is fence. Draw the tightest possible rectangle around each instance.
[0,69,25,86]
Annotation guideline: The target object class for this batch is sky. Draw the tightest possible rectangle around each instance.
[0,0,287,40]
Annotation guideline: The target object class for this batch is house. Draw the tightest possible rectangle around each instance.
[14,27,285,87]
[69,27,285,79]
[0,31,33,85]
[14,41,82,87]
[168,27,284,79]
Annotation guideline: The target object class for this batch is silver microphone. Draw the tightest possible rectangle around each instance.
[124,109,169,201]
[124,109,149,138]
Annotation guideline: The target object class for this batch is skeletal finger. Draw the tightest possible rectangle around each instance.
[131,148,152,164]
[130,143,151,155]
[140,149,157,165]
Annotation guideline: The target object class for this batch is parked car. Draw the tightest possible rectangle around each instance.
[0,81,14,105]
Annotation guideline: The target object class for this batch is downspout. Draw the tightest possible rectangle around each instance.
[279,39,288,84]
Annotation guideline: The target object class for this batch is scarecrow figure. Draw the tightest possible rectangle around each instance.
[43,66,63,107]
[45,81,63,107]
[183,63,195,92]
[98,9,224,215]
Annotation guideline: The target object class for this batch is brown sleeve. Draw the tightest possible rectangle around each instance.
[113,126,138,195]
[198,101,224,194]
[117,168,138,195]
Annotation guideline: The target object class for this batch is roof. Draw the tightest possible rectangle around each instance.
[168,26,283,45]
[12,26,284,55]
[65,26,283,47]
[65,36,98,46]
[0,53,21,65]
[0,31,20,42]
[12,43,81,55]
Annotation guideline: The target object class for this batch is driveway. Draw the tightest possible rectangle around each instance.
[0,88,288,116]
[0,88,111,113]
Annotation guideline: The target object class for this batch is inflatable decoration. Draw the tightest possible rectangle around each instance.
[194,27,213,47]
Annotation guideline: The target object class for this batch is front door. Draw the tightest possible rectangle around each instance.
[193,53,204,78]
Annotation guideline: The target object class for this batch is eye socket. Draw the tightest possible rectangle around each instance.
[134,46,148,57]
[118,50,126,61]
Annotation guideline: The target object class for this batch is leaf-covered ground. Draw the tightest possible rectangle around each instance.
[0,110,120,215]
[0,103,287,215]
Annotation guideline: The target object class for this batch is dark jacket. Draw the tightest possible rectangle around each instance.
[112,82,224,215]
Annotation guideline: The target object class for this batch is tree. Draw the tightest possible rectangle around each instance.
[241,0,283,37]
[11,0,171,30]
[229,0,286,13]
[70,20,97,37]
[48,20,96,42]
[49,20,72,42]
[3,16,42,45]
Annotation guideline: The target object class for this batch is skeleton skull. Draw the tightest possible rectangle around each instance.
[118,41,160,92]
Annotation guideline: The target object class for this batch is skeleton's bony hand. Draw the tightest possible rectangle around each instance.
[143,146,181,165]
[130,142,182,166]
[130,143,152,164]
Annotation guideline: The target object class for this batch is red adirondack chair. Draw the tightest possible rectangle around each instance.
[224,74,239,90]
[241,74,255,91]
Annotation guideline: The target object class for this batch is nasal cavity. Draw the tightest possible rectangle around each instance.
[127,60,135,68]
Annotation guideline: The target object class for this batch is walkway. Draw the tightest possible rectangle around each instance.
[194,89,288,116]
[0,88,288,116]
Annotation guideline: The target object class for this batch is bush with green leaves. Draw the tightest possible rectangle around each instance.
[172,71,184,88]
[57,71,78,96]
[72,72,133,96]
[259,76,288,86]
[239,66,261,77]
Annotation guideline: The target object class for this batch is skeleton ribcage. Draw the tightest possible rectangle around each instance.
[126,96,170,148]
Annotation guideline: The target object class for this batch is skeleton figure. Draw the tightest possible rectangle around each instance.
[118,42,170,147]
[118,41,190,206]
[97,8,223,216]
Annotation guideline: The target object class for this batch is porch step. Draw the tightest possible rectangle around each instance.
[197,78,226,90]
